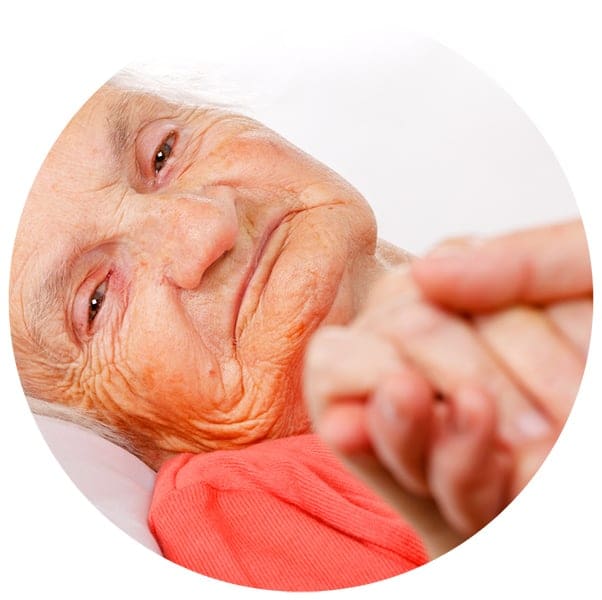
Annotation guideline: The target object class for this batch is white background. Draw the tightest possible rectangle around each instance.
[1,1,600,598]
[228,42,579,254]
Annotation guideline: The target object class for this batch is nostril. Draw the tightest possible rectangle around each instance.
[153,190,239,290]
[166,236,237,291]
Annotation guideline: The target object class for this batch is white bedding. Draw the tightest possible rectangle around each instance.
[34,414,161,554]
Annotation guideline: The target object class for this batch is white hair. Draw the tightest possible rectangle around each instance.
[27,395,136,456]
[107,61,255,115]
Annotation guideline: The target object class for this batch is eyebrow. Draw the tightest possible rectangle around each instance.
[107,94,138,164]
[107,90,186,161]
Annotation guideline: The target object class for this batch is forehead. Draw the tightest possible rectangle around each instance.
[13,88,118,280]
[16,85,179,258]
[34,87,153,194]
[10,86,173,347]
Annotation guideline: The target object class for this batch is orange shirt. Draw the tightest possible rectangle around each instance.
[149,434,428,591]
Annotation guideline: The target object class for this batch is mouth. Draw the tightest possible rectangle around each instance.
[233,212,297,339]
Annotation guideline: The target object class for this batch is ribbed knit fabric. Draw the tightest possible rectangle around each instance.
[148,434,428,591]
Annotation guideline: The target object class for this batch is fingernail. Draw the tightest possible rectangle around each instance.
[317,404,371,453]
[453,404,475,433]
[427,236,482,258]
[373,386,400,423]
[516,410,551,440]
[452,388,480,433]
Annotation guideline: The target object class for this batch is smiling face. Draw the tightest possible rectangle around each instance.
[9,83,378,468]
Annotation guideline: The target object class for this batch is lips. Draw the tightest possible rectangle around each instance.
[232,213,291,337]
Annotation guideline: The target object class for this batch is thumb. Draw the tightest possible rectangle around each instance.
[412,220,591,312]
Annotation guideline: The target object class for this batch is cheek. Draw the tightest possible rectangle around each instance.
[200,128,317,194]
[115,314,207,411]
[80,328,207,454]
[106,311,236,437]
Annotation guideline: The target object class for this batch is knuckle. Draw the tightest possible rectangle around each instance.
[305,326,348,371]
[367,266,418,306]
[387,300,449,341]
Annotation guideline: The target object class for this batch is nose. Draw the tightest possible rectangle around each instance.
[132,188,238,290]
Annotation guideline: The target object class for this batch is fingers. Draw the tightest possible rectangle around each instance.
[365,376,513,535]
[510,437,557,497]
[365,370,434,496]
[475,306,586,425]
[412,220,592,312]
[303,264,579,540]
[545,298,593,358]
[316,402,371,453]
[362,289,551,446]
[305,323,513,536]
[428,387,511,535]
[304,323,443,503]
[360,376,513,536]
[303,325,402,452]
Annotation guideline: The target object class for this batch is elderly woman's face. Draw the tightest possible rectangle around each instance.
[10,85,376,466]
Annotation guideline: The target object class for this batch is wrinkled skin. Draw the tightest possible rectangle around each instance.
[9,82,591,548]
[304,220,591,547]
[9,85,391,469]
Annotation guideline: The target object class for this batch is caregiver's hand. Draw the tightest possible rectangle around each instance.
[412,219,592,314]
[408,217,592,516]
[303,241,589,555]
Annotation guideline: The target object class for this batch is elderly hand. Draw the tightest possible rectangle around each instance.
[303,220,591,555]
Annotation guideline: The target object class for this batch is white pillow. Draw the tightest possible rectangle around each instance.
[34,414,161,554]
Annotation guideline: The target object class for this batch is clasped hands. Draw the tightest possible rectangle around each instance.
[304,220,591,554]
